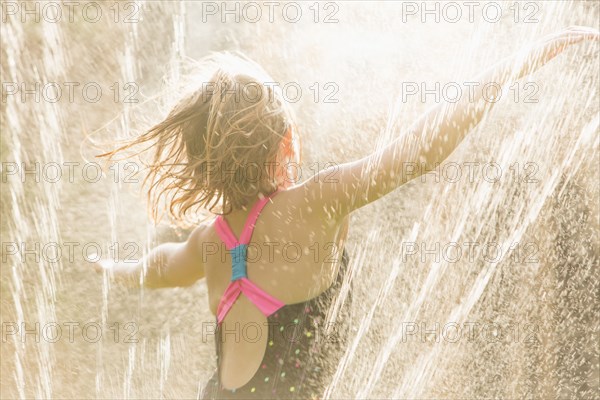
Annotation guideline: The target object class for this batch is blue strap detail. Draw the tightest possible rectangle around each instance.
[230,244,248,281]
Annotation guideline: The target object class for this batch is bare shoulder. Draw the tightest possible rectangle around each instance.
[275,182,336,220]
[266,186,346,253]
[188,219,216,253]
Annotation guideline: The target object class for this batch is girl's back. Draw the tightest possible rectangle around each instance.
[200,188,352,396]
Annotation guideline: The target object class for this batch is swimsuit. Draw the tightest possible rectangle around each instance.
[199,191,352,399]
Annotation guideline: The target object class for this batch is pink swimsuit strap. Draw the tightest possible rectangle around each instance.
[213,191,285,324]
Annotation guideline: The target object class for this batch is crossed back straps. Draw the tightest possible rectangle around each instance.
[213,191,284,324]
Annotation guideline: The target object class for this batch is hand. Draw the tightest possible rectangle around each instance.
[88,254,114,273]
[516,26,599,79]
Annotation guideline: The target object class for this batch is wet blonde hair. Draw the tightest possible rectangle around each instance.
[99,52,299,222]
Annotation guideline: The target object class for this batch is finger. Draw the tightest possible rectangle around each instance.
[568,26,599,34]
[543,28,598,44]
[544,34,586,50]
[554,33,593,47]
[562,26,599,35]
[561,28,599,41]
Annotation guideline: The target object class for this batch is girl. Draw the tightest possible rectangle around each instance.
[95,27,598,399]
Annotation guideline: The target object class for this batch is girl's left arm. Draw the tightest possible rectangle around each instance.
[92,225,206,288]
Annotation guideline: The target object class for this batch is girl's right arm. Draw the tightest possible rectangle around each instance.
[300,27,599,219]
[91,224,206,288]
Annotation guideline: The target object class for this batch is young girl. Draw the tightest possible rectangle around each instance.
[96,27,598,399]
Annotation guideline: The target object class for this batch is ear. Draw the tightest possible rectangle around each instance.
[279,127,293,159]
[274,127,299,189]
[289,127,301,163]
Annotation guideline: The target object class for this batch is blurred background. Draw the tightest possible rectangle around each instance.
[1,1,599,398]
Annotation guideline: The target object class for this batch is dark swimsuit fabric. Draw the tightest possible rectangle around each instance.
[199,249,352,400]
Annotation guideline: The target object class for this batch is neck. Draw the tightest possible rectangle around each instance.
[225,187,281,217]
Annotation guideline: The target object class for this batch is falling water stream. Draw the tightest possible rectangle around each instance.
[1,1,598,399]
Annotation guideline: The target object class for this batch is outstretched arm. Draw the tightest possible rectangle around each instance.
[92,225,205,288]
[300,26,599,218]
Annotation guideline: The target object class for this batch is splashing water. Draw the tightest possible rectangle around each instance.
[1,1,599,399]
